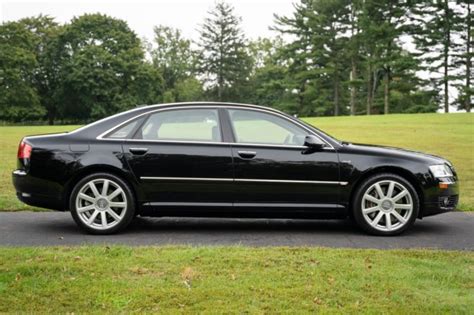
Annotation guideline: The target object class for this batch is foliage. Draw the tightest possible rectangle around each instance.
[0,18,45,122]
[197,1,252,101]
[0,0,471,122]
[54,13,163,121]
[411,1,471,113]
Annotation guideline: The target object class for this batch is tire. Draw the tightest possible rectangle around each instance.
[352,173,419,236]
[69,173,136,234]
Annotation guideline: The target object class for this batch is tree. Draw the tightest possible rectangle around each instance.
[197,1,252,101]
[0,20,44,122]
[453,1,472,112]
[19,15,62,124]
[244,37,297,111]
[412,0,460,113]
[148,25,202,102]
[347,1,363,116]
[54,14,162,121]
[275,0,352,116]
[358,0,413,115]
[149,25,196,90]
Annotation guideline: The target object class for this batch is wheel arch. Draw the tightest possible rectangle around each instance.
[63,165,140,211]
[349,166,425,218]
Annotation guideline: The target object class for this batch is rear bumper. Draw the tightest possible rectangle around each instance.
[12,170,65,211]
[422,180,459,217]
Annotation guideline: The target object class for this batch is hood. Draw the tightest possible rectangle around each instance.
[343,142,449,165]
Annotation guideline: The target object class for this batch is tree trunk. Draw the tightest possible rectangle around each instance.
[372,69,378,113]
[366,63,372,115]
[334,79,339,116]
[47,107,55,125]
[217,80,223,101]
[443,0,450,113]
[298,82,306,114]
[350,58,357,116]
[444,51,449,113]
[465,2,471,113]
[350,4,357,116]
[384,70,389,115]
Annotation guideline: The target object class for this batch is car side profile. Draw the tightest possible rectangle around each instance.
[12,102,459,235]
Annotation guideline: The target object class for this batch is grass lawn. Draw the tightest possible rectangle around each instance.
[0,113,472,211]
[0,246,472,313]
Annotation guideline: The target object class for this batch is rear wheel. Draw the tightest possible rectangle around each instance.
[70,173,135,234]
[353,173,419,236]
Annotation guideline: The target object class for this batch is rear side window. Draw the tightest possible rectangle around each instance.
[136,109,222,142]
[107,120,139,138]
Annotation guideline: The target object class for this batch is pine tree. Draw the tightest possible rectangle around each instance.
[275,0,351,116]
[453,1,472,112]
[412,0,460,113]
[197,1,251,101]
[347,1,363,116]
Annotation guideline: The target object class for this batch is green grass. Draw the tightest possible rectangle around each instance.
[0,113,472,211]
[0,246,472,313]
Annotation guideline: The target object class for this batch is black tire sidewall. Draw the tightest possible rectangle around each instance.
[69,172,136,235]
[353,173,419,236]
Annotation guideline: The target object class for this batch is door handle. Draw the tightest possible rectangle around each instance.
[237,150,257,159]
[129,147,149,155]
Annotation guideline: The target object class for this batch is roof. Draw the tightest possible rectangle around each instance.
[142,102,287,115]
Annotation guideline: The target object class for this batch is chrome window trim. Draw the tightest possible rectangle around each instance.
[103,137,318,150]
[96,105,335,150]
[140,176,348,186]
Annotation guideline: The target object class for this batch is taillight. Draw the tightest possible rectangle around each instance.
[17,141,32,159]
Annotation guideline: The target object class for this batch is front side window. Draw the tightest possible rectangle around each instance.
[228,109,311,146]
[137,109,221,142]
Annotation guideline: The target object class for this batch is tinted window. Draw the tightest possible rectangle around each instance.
[229,109,311,146]
[107,120,139,138]
[138,109,221,142]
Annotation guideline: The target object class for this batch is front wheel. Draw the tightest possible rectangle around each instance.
[70,173,136,234]
[353,173,419,236]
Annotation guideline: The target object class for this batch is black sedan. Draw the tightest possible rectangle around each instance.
[12,102,459,235]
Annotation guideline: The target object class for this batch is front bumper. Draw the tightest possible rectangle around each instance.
[12,169,65,211]
[422,179,459,217]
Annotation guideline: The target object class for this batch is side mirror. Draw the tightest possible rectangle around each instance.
[303,135,326,150]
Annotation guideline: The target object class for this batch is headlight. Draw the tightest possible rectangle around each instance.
[429,164,453,178]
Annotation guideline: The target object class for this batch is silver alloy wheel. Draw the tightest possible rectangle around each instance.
[75,178,127,230]
[361,180,413,232]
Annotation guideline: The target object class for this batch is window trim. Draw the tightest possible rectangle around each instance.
[96,105,335,150]
[101,107,224,144]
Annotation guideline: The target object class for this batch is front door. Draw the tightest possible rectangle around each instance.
[122,107,234,208]
[225,108,341,213]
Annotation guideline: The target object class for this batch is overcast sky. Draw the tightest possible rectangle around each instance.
[0,0,295,41]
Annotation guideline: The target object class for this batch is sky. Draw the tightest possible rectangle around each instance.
[0,0,295,41]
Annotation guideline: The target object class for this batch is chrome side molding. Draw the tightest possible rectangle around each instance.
[140,176,348,186]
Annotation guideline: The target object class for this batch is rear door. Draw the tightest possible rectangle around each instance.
[119,107,234,208]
